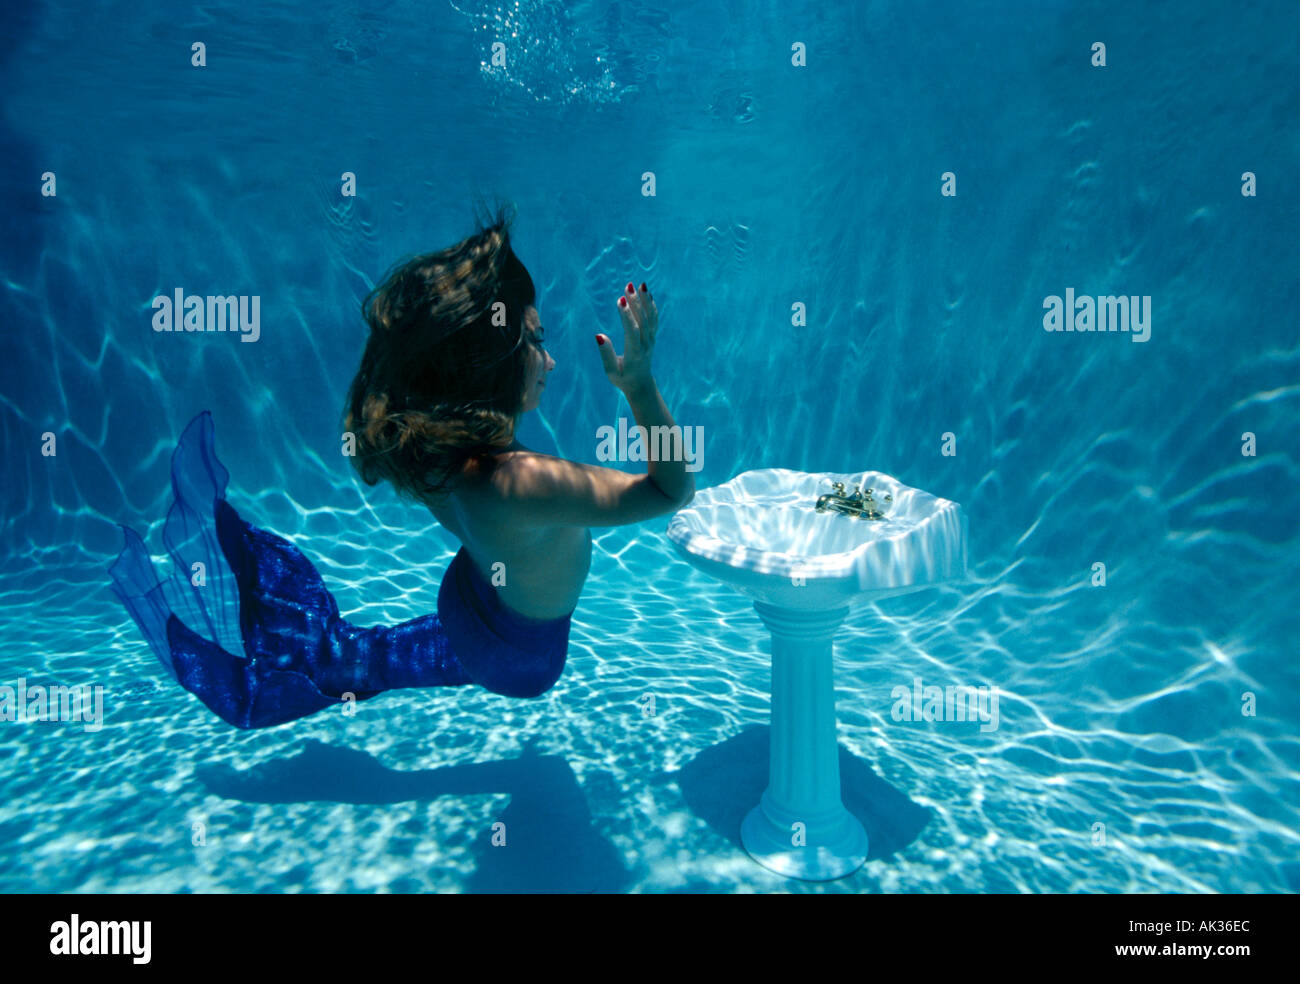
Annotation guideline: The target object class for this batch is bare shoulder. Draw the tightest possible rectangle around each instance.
[473,448,686,529]
[447,451,545,532]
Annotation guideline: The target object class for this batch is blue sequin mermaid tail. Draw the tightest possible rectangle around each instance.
[109,411,572,729]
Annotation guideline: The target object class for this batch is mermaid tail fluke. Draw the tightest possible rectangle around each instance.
[109,411,244,677]
[110,411,570,730]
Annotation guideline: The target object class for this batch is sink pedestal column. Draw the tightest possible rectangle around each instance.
[742,601,868,880]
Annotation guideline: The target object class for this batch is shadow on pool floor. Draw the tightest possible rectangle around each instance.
[675,724,931,865]
[192,724,928,892]
[195,737,631,893]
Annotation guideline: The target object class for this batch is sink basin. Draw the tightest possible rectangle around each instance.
[667,468,968,880]
[667,468,967,610]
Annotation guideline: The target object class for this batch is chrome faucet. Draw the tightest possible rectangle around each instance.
[815,481,893,520]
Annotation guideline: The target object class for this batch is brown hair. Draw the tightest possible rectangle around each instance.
[342,203,537,504]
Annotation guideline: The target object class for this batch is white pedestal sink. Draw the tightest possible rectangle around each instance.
[667,468,967,880]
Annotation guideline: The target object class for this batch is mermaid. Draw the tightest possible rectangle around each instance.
[109,205,695,729]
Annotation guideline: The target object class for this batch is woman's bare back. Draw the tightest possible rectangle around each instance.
[428,448,593,620]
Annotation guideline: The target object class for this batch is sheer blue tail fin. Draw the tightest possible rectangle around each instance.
[108,410,475,729]
[109,411,245,676]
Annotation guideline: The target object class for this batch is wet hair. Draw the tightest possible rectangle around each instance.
[342,203,537,504]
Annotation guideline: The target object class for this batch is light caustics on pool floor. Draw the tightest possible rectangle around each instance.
[0,0,1296,894]
[0,493,1293,893]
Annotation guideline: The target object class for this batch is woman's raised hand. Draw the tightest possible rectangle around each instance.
[596,282,658,394]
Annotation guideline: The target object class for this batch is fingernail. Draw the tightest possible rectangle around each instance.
[639,283,647,292]
[626,283,635,292]
[618,297,627,308]
[595,334,603,346]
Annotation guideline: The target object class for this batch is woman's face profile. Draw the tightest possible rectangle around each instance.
[520,305,554,412]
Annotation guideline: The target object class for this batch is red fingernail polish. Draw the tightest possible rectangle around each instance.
[619,297,627,307]
[640,283,647,292]
[626,283,634,292]
[595,334,603,345]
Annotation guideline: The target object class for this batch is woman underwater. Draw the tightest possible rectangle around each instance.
[109,206,695,728]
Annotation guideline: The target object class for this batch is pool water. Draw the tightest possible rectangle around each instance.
[0,0,1297,893]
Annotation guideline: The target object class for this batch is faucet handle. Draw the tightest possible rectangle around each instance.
[860,487,894,516]
[830,481,846,494]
